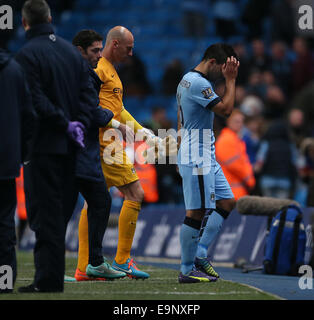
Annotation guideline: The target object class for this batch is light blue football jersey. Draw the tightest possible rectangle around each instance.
[177,70,221,168]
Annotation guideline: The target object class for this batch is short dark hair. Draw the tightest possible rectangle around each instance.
[202,43,238,64]
[72,30,104,51]
[22,0,51,27]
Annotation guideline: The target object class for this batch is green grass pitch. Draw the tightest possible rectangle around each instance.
[1,251,278,300]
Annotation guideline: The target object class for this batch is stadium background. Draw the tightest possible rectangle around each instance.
[4,0,314,269]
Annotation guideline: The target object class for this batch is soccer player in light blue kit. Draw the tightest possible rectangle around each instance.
[177,44,240,283]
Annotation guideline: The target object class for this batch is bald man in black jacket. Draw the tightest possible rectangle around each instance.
[15,0,96,293]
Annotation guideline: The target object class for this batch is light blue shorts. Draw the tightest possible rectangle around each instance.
[178,161,234,210]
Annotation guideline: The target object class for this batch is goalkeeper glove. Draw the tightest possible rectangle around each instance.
[137,128,162,146]
[142,134,178,163]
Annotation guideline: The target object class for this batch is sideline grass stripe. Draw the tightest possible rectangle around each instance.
[58,291,257,295]
[8,251,279,300]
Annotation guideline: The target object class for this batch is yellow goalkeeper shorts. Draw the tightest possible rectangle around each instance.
[100,145,138,189]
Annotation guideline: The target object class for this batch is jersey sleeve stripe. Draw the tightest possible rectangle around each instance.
[206,97,221,109]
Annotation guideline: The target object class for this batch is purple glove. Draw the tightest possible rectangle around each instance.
[67,121,85,148]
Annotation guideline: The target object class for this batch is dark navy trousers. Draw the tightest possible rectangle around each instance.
[24,154,77,292]
[0,179,17,293]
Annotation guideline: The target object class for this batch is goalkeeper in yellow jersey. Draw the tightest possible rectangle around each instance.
[74,26,175,280]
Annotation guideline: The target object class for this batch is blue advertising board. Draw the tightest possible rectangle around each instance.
[19,205,314,266]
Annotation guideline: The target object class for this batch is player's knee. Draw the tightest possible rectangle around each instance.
[216,198,236,219]
[120,181,144,203]
[227,198,236,212]
[215,207,231,219]
[128,185,145,203]
[132,181,145,202]
[186,209,206,221]
[137,187,145,203]
[217,198,236,212]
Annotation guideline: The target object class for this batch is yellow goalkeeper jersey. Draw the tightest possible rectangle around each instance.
[95,57,124,120]
[95,57,124,151]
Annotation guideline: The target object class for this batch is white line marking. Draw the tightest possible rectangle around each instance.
[62,291,256,295]
[223,279,284,300]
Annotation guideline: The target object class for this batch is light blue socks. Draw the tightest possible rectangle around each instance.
[196,210,224,258]
[180,221,200,275]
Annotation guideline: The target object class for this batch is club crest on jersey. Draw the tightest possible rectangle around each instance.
[113,88,121,94]
[201,87,213,99]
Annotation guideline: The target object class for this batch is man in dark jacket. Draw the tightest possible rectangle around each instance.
[15,0,95,293]
[0,48,35,293]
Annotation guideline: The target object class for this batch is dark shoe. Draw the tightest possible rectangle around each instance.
[0,288,13,294]
[178,269,217,283]
[194,257,219,278]
[18,284,40,293]
[18,283,62,293]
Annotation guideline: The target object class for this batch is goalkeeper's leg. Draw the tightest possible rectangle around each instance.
[76,203,89,278]
[112,180,150,279]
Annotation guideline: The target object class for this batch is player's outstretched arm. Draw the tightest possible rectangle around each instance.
[212,56,240,118]
[119,106,177,157]
[105,107,156,144]
[118,107,162,146]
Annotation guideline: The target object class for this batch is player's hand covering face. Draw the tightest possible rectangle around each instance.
[222,56,240,80]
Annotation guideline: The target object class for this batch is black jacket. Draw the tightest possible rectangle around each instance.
[0,49,35,179]
[262,121,297,181]
[15,23,94,155]
[75,67,113,182]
